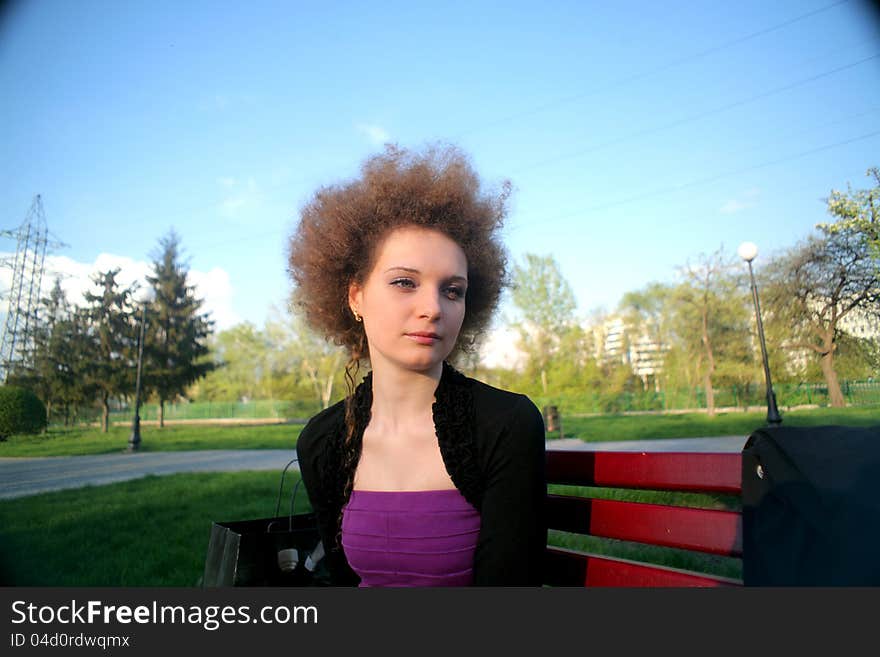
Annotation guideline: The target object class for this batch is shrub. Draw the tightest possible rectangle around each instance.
[0,386,47,441]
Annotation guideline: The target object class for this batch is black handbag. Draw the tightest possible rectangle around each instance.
[742,424,880,586]
[202,457,331,587]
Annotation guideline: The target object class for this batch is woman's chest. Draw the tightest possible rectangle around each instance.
[353,427,456,491]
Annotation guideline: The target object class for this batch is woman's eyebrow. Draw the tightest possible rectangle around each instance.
[384,266,467,283]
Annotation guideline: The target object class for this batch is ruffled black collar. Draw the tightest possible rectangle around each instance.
[327,360,483,534]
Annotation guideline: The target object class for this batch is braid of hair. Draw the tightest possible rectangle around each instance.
[335,330,369,550]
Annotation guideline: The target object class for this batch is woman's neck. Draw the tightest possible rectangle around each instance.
[367,360,444,432]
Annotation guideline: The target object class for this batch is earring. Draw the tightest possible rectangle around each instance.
[352,309,362,323]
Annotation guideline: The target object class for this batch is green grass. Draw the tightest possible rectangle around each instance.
[0,423,306,457]
[547,405,880,442]
[1,405,876,457]
[0,471,312,586]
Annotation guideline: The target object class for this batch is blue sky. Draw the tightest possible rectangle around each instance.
[2,0,879,345]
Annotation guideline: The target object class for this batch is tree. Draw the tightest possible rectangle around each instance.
[29,278,74,422]
[198,322,270,402]
[510,254,578,395]
[54,308,96,425]
[145,231,215,427]
[82,269,137,432]
[819,167,880,260]
[763,228,880,407]
[276,309,345,410]
[669,248,752,417]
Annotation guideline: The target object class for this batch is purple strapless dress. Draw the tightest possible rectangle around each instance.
[341,488,481,587]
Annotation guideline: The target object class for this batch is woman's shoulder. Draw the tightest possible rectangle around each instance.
[295,399,346,459]
[462,374,544,430]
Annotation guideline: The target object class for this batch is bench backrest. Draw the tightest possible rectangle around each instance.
[544,449,743,587]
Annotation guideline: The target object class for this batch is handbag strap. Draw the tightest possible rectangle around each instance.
[272,457,303,533]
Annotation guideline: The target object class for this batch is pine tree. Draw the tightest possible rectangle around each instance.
[7,277,96,426]
[30,278,71,422]
[82,269,138,432]
[145,231,215,427]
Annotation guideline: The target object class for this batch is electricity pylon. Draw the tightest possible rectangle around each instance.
[0,195,66,382]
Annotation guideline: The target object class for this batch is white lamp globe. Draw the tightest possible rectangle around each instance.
[737,242,758,262]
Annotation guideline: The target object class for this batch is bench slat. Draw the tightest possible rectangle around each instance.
[547,494,743,556]
[546,450,741,494]
[545,547,743,587]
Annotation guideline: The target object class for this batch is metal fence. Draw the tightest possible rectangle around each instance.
[81,380,879,425]
[531,380,880,415]
[105,399,322,424]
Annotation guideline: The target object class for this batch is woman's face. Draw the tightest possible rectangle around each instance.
[348,225,468,377]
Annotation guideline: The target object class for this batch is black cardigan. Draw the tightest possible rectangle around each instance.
[295,361,547,586]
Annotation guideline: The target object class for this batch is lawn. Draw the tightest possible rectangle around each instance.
[1,405,876,457]
[0,471,311,586]
[547,405,880,442]
[0,422,304,457]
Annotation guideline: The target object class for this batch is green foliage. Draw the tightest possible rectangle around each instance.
[144,230,216,423]
[510,254,587,396]
[197,322,269,401]
[762,227,879,407]
[81,268,139,432]
[47,281,97,424]
[667,247,753,414]
[819,166,880,260]
[266,307,346,409]
[192,305,348,409]
[0,385,47,440]
[511,253,577,334]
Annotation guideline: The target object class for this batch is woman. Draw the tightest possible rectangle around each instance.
[288,144,546,586]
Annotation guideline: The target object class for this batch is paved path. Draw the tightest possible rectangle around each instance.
[0,450,297,500]
[0,436,749,500]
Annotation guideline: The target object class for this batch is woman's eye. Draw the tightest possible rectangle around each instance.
[391,278,415,289]
[445,286,465,300]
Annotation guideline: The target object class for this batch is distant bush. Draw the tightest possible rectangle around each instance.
[0,386,47,441]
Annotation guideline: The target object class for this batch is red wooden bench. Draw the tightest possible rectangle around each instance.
[544,449,743,587]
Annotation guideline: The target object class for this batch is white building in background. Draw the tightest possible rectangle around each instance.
[838,305,880,341]
[600,316,626,363]
[594,314,667,387]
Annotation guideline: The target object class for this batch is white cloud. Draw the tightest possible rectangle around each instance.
[188,266,240,330]
[0,252,240,332]
[356,123,390,145]
[720,188,760,215]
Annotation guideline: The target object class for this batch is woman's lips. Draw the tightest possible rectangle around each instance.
[406,333,440,345]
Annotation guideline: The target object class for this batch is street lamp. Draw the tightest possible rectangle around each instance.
[737,242,782,426]
[128,287,155,452]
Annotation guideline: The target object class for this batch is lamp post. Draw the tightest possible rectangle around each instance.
[128,287,154,452]
[737,242,782,426]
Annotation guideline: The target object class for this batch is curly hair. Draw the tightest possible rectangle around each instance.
[287,143,511,384]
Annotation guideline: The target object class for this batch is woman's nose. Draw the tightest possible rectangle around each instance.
[418,288,442,319]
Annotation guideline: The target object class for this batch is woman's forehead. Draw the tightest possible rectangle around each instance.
[373,226,467,273]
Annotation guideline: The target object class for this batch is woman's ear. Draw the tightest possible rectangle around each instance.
[348,281,362,317]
